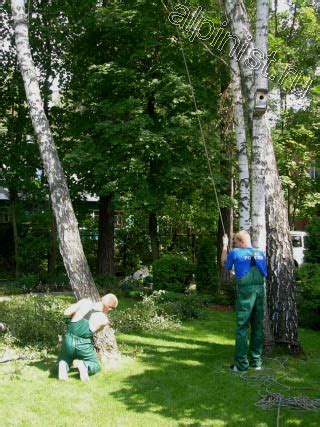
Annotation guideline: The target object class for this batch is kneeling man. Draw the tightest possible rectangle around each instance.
[58,293,118,381]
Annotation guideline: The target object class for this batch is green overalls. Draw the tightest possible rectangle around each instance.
[235,263,265,371]
[58,310,101,375]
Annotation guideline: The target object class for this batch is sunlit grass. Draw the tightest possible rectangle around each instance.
[1,298,320,427]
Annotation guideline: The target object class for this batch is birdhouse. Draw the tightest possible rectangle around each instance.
[254,88,268,116]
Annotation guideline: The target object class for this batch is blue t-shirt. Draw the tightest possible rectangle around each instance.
[224,247,267,279]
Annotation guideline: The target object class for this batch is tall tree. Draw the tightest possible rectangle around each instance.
[62,0,223,267]
[230,43,250,231]
[11,0,119,360]
[224,0,299,351]
[11,0,98,300]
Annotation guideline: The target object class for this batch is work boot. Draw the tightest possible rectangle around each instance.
[58,361,69,381]
[230,364,247,373]
[74,360,89,382]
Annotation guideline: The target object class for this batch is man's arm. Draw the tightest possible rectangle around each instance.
[221,234,229,267]
[90,313,110,333]
[63,298,91,318]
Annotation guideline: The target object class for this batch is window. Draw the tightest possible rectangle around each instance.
[291,236,302,248]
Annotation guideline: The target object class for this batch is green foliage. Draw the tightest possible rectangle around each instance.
[304,217,320,263]
[210,283,236,306]
[17,233,49,274]
[296,263,320,329]
[110,291,181,334]
[110,290,209,334]
[0,273,70,294]
[153,290,209,321]
[1,295,68,349]
[94,274,120,291]
[152,254,194,292]
[195,237,218,291]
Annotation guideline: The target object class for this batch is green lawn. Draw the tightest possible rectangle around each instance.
[1,300,320,427]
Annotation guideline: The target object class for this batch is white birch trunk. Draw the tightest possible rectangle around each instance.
[11,0,98,300]
[11,0,120,361]
[224,0,255,115]
[225,0,299,351]
[251,115,266,249]
[251,0,269,250]
[230,46,251,231]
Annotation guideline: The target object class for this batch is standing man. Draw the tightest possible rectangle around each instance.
[221,230,267,372]
[58,293,118,381]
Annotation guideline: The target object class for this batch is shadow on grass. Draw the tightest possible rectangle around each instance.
[110,327,320,426]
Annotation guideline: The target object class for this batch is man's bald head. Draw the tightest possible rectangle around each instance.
[101,293,118,313]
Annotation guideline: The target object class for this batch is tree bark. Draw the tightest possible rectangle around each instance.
[48,206,58,278]
[251,0,269,250]
[149,212,159,261]
[9,188,19,278]
[224,0,299,351]
[11,0,120,361]
[230,45,250,231]
[224,0,255,116]
[97,195,115,276]
[11,0,98,300]
[265,131,299,351]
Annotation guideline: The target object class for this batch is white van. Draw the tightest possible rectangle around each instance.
[290,231,308,267]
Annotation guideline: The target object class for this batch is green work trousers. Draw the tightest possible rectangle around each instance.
[235,267,265,371]
[58,333,101,375]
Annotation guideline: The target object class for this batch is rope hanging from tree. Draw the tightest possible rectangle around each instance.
[162,0,227,236]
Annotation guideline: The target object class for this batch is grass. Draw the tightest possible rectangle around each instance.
[0,297,320,427]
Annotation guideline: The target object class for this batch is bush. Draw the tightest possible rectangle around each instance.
[304,217,320,263]
[195,237,218,291]
[15,274,43,292]
[210,283,236,306]
[152,255,194,293]
[110,291,181,333]
[17,234,49,274]
[296,263,320,329]
[3,273,71,294]
[1,295,68,349]
[154,291,209,320]
[41,273,70,292]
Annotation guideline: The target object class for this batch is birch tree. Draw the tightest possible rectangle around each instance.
[230,44,250,231]
[225,0,299,351]
[11,0,119,359]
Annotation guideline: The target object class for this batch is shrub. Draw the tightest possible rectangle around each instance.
[15,274,43,292]
[42,273,70,292]
[5,273,70,294]
[304,217,320,263]
[296,263,320,329]
[195,237,218,291]
[211,283,236,306]
[154,291,209,320]
[152,255,194,293]
[1,295,68,349]
[110,291,181,333]
[17,234,49,274]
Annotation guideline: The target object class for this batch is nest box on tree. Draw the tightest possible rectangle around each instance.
[254,87,268,116]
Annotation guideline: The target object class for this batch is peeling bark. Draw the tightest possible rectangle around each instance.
[230,46,250,231]
[97,195,115,276]
[11,0,120,360]
[11,0,98,300]
[224,0,299,351]
[149,212,160,261]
